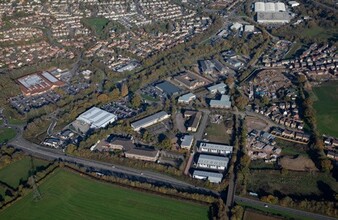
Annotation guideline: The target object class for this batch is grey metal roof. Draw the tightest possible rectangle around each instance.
[181,135,194,147]
[77,107,117,128]
[131,111,169,129]
[197,154,229,167]
[199,142,233,152]
[193,170,223,178]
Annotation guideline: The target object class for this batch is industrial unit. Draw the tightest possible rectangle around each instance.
[131,111,171,131]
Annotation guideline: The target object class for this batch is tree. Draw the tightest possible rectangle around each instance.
[97,94,109,103]
[111,88,120,100]
[225,76,235,87]
[131,94,142,109]
[121,83,129,97]
[321,159,333,172]
[234,95,249,110]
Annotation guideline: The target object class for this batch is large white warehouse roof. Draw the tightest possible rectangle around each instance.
[77,107,117,129]
[254,2,286,12]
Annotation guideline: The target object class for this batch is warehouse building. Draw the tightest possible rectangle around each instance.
[196,154,229,171]
[17,71,65,96]
[77,107,118,129]
[256,11,291,24]
[131,111,170,131]
[193,170,223,183]
[199,142,233,155]
[254,2,286,12]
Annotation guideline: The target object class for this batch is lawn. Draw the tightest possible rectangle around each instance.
[313,81,338,137]
[284,42,303,59]
[0,127,16,144]
[205,122,231,144]
[82,17,109,37]
[0,157,50,188]
[247,170,338,197]
[0,169,209,220]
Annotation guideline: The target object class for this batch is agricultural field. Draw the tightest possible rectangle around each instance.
[0,169,209,220]
[0,157,50,188]
[247,170,338,197]
[205,122,231,144]
[0,127,16,144]
[313,82,338,137]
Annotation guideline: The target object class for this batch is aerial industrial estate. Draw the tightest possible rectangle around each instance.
[0,0,337,219]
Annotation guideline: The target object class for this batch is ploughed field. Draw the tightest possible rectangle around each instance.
[0,169,209,220]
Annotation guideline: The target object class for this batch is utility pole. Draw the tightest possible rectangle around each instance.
[29,156,42,201]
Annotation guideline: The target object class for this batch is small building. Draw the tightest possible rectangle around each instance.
[43,138,60,148]
[196,154,229,171]
[193,170,223,183]
[199,142,233,155]
[244,25,255,33]
[288,1,299,7]
[178,93,196,104]
[180,135,194,150]
[125,147,160,162]
[210,95,231,109]
[131,111,171,131]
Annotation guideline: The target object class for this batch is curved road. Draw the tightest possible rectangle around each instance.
[6,124,219,197]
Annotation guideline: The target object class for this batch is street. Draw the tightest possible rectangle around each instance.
[235,196,337,220]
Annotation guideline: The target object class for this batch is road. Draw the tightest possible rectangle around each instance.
[235,196,337,220]
[6,124,219,197]
[193,109,210,151]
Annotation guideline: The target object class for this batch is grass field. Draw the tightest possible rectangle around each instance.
[276,139,308,157]
[0,127,16,144]
[284,42,303,59]
[0,157,50,188]
[313,82,338,137]
[247,170,338,197]
[205,122,231,144]
[82,17,109,37]
[0,169,209,220]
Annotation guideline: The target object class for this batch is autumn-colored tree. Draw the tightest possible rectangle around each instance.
[131,94,142,109]
[111,88,120,100]
[121,83,129,97]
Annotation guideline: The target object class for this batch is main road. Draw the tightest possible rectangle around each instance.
[7,125,219,197]
[235,196,337,220]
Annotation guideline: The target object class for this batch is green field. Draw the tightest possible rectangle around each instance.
[247,170,338,197]
[0,157,50,188]
[0,127,16,144]
[0,169,209,220]
[205,122,231,144]
[82,17,109,37]
[313,82,338,136]
[276,139,308,157]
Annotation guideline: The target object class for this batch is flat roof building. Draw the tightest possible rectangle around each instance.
[131,111,170,131]
[257,12,291,24]
[208,82,227,94]
[186,111,202,132]
[17,71,65,96]
[197,154,229,171]
[199,142,233,155]
[77,107,117,129]
[178,93,196,104]
[155,81,181,96]
[180,135,194,150]
[210,95,231,109]
[193,170,223,183]
[125,147,160,162]
[254,2,286,12]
